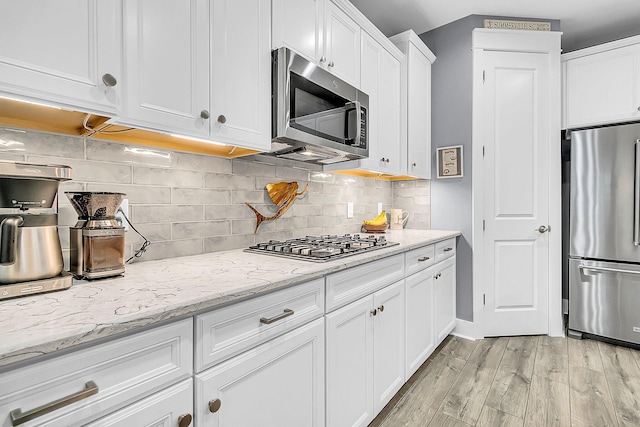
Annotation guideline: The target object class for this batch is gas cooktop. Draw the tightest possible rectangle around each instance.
[245,234,398,262]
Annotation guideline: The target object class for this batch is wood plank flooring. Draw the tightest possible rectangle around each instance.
[370,335,640,427]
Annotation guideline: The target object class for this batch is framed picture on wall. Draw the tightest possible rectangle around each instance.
[437,145,463,179]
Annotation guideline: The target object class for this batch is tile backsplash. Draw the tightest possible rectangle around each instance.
[0,127,430,266]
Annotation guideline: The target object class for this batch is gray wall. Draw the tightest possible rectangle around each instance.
[0,127,433,269]
[420,15,560,322]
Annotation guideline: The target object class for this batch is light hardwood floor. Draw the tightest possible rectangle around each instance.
[370,335,640,426]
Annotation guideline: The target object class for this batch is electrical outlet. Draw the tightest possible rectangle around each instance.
[116,198,129,231]
[377,202,383,214]
[347,202,354,218]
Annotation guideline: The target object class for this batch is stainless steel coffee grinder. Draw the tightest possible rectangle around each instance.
[66,192,126,279]
[0,161,73,300]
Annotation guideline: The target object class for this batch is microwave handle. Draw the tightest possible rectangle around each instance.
[344,101,361,145]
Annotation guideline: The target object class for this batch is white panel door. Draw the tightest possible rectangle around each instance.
[372,280,404,413]
[407,42,433,179]
[272,0,323,63]
[482,51,550,336]
[405,266,435,380]
[325,295,374,427]
[324,0,360,87]
[123,0,209,138]
[434,257,456,343]
[210,0,271,150]
[195,318,325,427]
[0,0,121,113]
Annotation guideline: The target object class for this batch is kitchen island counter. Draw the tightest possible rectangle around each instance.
[0,229,459,369]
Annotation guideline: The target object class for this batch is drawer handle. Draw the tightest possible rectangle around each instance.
[10,381,98,426]
[418,256,430,262]
[443,247,453,252]
[260,308,294,325]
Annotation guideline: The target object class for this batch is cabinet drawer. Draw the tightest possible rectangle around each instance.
[0,319,193,427]
[326,254,405,312]
[195,278,324,372]
[405,244,435,276]
[435,238,456,263]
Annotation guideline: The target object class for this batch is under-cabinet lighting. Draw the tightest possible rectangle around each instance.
[0,95,62,110]
[169,133,226,146]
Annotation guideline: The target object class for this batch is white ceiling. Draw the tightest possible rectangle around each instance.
[348,0,640,51]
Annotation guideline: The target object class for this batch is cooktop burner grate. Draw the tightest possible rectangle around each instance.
[244,234,399,262]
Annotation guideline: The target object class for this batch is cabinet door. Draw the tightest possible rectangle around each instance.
[564,43,640,128]
[210,0,271,151]
[272,0,323,64]
[326,295,374,427]
[359,32,402,175]
[86,379,193,427]
[0,0,121,113]
[195,318,324,427]
[324,0,360,87]
[372,280,405,414]
[434,256,456,344]
[407,42,432,179]
[405,266,435,379]
[122,0,209,138]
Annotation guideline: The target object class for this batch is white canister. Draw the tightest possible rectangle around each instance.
[389,209,409,230]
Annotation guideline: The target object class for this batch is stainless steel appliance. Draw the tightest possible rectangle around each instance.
[0,161,73,300]
[245,234,397,262]
[270,47,369,165]
[67,192,126,280]
[568,122,640,345]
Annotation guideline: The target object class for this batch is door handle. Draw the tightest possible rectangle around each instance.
[536,225,550,233]
[579,264,640,276]
[259,309,294,324]
[634,140,640,245]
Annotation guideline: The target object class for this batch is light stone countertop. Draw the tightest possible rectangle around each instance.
[0,229,459,369]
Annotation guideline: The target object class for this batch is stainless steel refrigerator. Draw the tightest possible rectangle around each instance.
[569,122,640,345]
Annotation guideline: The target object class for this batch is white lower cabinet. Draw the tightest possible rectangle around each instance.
[86,379,194,427]
[194,318,325,427]
[435,256,457,343]
[326,280,405,427]
[404,264,435,380]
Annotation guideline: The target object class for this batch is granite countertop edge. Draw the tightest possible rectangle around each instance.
[0,229,460,369]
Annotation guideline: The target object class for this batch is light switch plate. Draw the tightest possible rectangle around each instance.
[347,202,354,218]
[377,202,383,214]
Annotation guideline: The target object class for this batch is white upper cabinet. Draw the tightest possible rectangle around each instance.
[122,0,210,138]
[0,0,122,114]
[210,0,271,150]
[273,0,360,87]
[391,30,436,179]
[562,35,640,129]
[359,32,403,175]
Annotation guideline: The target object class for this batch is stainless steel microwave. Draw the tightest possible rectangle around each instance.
[270,47,368,165]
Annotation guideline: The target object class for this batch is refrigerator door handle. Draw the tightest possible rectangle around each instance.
[579,264,640,276]
[634,139,640,245]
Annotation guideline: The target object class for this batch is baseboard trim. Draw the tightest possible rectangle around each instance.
[453,318,483,340]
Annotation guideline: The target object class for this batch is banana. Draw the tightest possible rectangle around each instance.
[364,210,387,226]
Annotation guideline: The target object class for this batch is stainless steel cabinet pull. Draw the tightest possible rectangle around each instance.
[217,115,227,124]
[443,247,453,252]
[378,305,384,312]
[536,225,550,233]
[260,308,294,324]
[418,256,430,262]
[435,273,441,279]
[634,140,640,245]
[102,73,117,87]
[200,110,210,119]
[178,414,193,427]
[370,308,377,316]
[328,61,334,67]
[10,381,98,426]
[579,264,640,276]
[209,399,222,413]
[380,157,386,162]
[320,56,326,63]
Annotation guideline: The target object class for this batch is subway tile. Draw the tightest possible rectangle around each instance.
[173,151,232,173]
[204,172,254,190]
[205,204,254,220]
[205,234,255,252]
[233,219,264,235]
[133,166,203,187]
[86,139,172,167]
[133,204,203,223]
[232,159,277,177]
[172,221,231,238]
[292,227,324,237]
[232,189,271,205]
[128,238,203,262]
[172,188,231,205]
[0,128,85,159]
[27,156,133,184]
[58,205,79,227]
[125,223,172,244]
[86,183,171,204]
[292,204,323,217]
[0,153,26,162]
[254,230,295,242]
[275,166,310,182]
